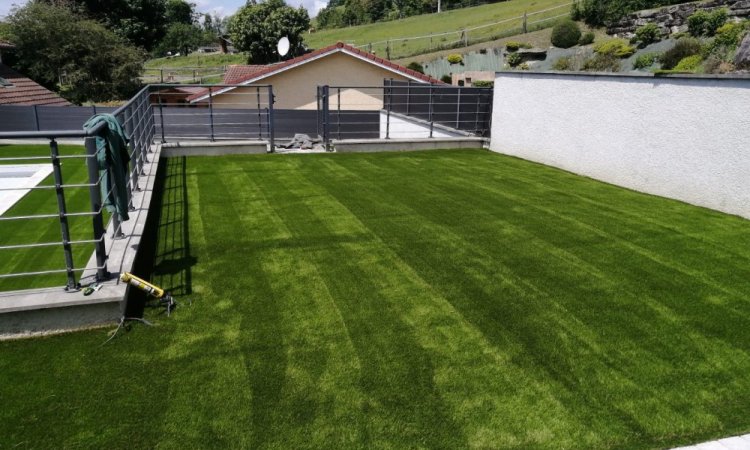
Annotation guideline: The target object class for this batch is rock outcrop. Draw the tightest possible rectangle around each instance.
[608,0,750,37]
[735,32,750,69]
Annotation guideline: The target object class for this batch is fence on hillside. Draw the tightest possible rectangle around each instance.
[353,2,572,60]
[140,67,227,85]
[0,87,154,291]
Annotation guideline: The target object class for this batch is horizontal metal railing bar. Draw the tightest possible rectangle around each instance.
[0,121,108,139]
[0,264,107,279]
[149,83,272,88]
[0,236,104,251]
[328,85,492,90]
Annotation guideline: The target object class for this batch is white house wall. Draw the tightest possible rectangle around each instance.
[489,72,750,219]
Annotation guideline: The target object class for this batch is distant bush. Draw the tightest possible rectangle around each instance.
[506,52,522,66]
[406,61,424,73]
[673,54,703,72]
[593,38,636,57]
[687,8,727,37]
[505,41,532,52]
[553,56,572,70]
[472,80,493,87]
[634,23,661,46]
[578,32,595,45]
[660,37,702,69]
[582,53,621,72]
[519,62,530,70]
[713,22,747,49]
[440,74,452,83]
[447,53,463,64]
[703,55,736,73]
[633,52,659,69]
[551,20,582,48]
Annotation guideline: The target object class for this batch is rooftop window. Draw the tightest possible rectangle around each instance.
[0,77,13,87]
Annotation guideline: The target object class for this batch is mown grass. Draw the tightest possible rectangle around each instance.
[0,144,102,291]
[2,149,750,448]
[305,0,571,58]
[143,53,247,70]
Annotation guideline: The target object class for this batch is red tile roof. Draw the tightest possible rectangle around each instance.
[188,42,443,102]
[223,64,266,84]
[0,64,71,106]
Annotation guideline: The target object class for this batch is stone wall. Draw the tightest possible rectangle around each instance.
[608,0,750,36]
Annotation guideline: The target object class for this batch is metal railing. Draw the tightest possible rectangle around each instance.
[151,84,275,148]
[317,80,493,150]
[0,86,154,290]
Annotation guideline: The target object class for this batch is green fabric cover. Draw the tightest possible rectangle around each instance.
[83,114,131,221]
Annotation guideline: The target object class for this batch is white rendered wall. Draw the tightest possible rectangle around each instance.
[490,73,750,219]
[379,111,465,139]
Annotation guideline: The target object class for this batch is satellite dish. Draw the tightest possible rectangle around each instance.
[277,37,290,57]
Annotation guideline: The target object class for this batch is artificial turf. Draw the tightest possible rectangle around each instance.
[2,149,750,449]
[0,144,104,291]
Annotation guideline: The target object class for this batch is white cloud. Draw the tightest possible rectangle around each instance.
[0,1,28,19]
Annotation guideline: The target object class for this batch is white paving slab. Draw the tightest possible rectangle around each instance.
[0,164,54,216]
[673,434,750,450]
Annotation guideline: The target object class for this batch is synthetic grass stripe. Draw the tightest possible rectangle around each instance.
[2,150,750,449]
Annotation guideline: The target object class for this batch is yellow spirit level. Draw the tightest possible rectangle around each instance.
[120,272,176,315]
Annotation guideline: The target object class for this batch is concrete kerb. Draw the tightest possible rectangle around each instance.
[161,139,269,157]
[0,142,163,338]
[332,137,487,152]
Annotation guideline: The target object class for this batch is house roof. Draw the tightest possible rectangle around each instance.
[188,42,443,102]
[224,65,266,84]
[0,63,71,106]
[0,41,15,50]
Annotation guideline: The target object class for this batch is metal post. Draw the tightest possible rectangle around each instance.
[160,69,164,83]
[474,92,481,135]
[316,86,321,138]
[322,85,330,152]
[123,107,138,200]
[92,105,97,115]
[208,87,215,142]
[267,86,275,152]
[337,87,341,140]
[158,90,166,143]
[456,87,461,130]
[406,81,411,116]
[32,105,40,131]
[50,139,77,290]
[385,80,392,139]
[84,137,108,281]
[256,87,262,140]
[428,86,434,138]
[523,11,528,34]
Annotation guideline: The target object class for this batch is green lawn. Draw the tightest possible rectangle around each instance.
[2,149,750,448]
[0,144,103,291]
[305,0,571,59]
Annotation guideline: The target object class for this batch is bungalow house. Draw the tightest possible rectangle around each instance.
[0,63,71,106]
[187,42,443,110]
[0,41,70,106]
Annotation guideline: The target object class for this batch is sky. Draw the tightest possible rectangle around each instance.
[0,0,328,20]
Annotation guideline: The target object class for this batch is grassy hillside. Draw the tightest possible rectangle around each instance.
[144,53,246,69]
[304,0,572,59]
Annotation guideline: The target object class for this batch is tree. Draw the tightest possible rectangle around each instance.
[165,0,196,25]
[157,23,204,56]
[39,0,169,51]
[6,2,143,103]
[228,0,310,64]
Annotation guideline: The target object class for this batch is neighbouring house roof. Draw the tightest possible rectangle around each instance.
[223,65,266,84]
[0,41,15,50]
[0,63,71,106]
[188,42,444,103]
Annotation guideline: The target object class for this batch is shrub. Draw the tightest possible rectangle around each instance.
[447,53,463,64]
[634,23,661,46]
[506,41,521,52]
[519,63,530,70]
[440,74,452,83]
[660,37,702,69]
[687,8,728,37]
[593,38,636,58]
[551,19,582,48]
[553,56,572,70]
[633,52,659,69]
[506,52,522,66]
[472,80,493,87]
[406,61,424,73]
[702,54,736,73]
[713,22,747,48]
[578,32,595,45]
[582,53,621,72]
[673,54,703,72]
